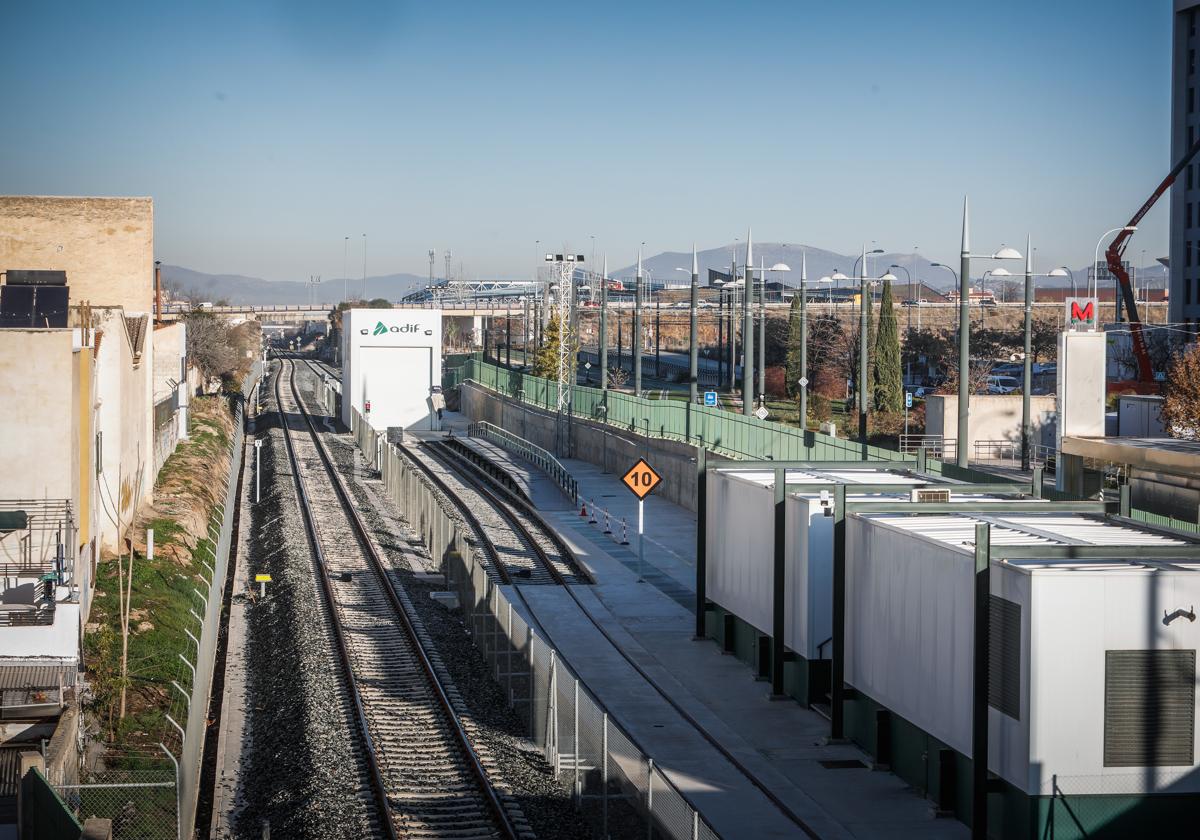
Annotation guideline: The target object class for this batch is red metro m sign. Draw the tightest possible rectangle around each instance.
[1065,296,1099,332]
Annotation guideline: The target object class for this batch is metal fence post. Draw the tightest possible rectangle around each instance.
[548,649,558,774]
[646,757,654,840]
[602,713,609,836]
[573,678,580,800]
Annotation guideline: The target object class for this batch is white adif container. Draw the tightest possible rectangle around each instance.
[846,510,1200,797]
[341,308,442,432]
[705,467,934,661]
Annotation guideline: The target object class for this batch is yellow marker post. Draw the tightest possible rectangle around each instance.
[255,573,272,598]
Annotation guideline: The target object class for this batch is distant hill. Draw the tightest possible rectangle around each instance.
[161,265,427,305]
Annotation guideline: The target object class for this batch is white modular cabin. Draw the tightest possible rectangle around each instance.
[705,467,944,663]
[846,510,1200,804]
[341,308,442,433]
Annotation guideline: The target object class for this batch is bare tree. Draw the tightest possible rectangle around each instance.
[1161,341,1200,439]
[97,452,146,721]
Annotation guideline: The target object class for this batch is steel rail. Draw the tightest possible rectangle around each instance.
[403,433,822,839]
[278,355,518,839]
[271,359,396,840]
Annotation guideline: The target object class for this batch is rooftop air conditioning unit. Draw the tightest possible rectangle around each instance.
[911,488,952,504]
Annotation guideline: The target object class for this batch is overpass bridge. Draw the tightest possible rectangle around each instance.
[158,300,530,323]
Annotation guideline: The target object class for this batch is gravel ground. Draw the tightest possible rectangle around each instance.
[229,364,377,839]
[301,367,596,840]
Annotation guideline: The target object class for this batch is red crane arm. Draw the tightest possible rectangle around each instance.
[1105,135,1200,382]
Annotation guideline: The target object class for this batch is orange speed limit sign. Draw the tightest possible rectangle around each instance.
[621,458,662,500]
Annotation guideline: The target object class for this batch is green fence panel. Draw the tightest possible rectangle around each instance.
[20,769,82,840]
[460,359,1021,484]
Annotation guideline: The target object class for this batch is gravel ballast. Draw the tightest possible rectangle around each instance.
[228,365,376,839]
[304,367,593,840]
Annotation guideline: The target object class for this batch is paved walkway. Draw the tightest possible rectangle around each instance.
[438,412,967,840]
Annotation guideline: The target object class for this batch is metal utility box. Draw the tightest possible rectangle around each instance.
[341,308,442,433]
[846,510,1200,801]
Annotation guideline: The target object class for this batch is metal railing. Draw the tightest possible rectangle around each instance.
[466,421,578,503]
[458,357,912,466]
[972,439,1021,468]
[899,434,955,462]
[377,434,721,840]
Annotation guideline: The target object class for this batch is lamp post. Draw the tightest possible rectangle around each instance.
[1012,256,1073,471]
[1092,226,1137,297]
[634,246,644,396]
[951,197,1023,468]
[600,255,609,397]
[674,246,700,440]
[756,259,791,407]
[742,230,755,415]
[853,244,895,444]
[798,253,810,427]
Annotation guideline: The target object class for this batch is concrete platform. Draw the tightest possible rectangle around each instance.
[441,411,968,840]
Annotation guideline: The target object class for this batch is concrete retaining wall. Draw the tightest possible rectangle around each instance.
[460,382,716,511]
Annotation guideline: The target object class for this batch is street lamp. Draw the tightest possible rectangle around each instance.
[852,241,898,444]
[817,275,834,305]
[758,260,791,407]
[952,197,1022,468]
[1048,266,1074,296]
[1092,226,1137,297]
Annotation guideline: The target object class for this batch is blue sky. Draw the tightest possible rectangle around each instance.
[0,1,1172,282]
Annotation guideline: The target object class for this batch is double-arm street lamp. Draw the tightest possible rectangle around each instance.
[757,258,791,407]
[845,246,897,443]
[950,197,1023,468]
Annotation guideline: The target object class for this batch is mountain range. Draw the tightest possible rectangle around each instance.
[161,244,1169,305]
[161,264,428,305]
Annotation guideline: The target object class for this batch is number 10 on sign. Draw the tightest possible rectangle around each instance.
[621,458,662,582]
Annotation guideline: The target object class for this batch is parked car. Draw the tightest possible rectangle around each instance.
[901,299,922,307]
[990,363,1024,378]
[987,374,1021,394]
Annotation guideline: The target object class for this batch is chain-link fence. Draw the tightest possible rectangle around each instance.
[1034,771,1192,839]
[371,415,721,839]
[55,758,178,840]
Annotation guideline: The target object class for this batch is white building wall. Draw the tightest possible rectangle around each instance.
[1029,569,1200,796]
[846,516,1032,790]
[341,308,442,432]
[93,308,154,551]
[705,472,775,638]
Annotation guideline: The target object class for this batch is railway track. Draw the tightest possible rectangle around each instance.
[396,438,585,587]
[381,396,821,840]
[274,355,521,840]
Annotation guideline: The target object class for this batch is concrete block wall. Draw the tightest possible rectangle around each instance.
[461,382,715,511]
[0,195,153,314]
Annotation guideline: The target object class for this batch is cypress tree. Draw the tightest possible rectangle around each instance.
[872,278,904,412]
[533,313,569,379]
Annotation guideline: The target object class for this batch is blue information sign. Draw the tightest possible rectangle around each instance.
[704,391,718,407]
[905,391,913,409]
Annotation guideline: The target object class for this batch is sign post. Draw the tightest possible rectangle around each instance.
[1064,297,1099,332]
[254,438,263,503]
[620,458,662,582]
[255,573,271,598]
[904,391,913,437]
